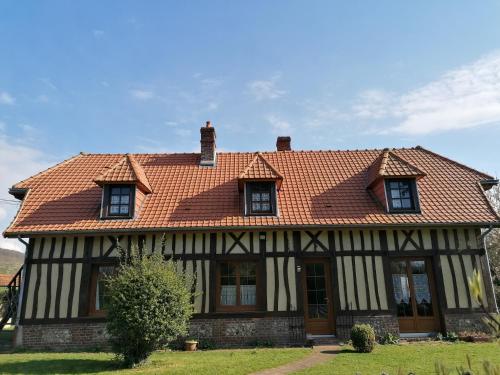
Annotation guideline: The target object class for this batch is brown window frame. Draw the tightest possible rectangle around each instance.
[89,264,116,317]
[102,184,135,219]
[245,181,277,216]
[216,261,260,312]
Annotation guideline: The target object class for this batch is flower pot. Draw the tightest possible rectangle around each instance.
[185,341,198,351]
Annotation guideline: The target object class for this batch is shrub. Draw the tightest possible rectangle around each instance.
[106,251,194,367]
[350,324,376,353]
[378,332,399,345]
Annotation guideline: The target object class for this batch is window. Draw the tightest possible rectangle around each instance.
[103,185,134,218]
[89,265,116,316]
[385,179,419,213]
[245,182,276,216]
[217,262,258,311]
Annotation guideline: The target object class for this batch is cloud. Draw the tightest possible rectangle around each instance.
[0,91,15,105]
[0,127,53,251]
[247,76,286,101]
[266,115,292,134]
[92,29,104,38]
[130,89,155,101]
[355,51,500,135]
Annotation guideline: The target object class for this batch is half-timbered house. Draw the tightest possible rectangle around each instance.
[2,122,499,348]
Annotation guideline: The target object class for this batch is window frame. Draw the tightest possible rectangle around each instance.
[89,264,116,317]
[102,184,135,219]
[385,178,420,214]
[216,261,260,312]
[244,181,277,216]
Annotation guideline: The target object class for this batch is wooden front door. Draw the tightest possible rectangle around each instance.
[303,259,335,335]
[390,258,441,333]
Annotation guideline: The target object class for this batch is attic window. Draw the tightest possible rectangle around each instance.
[245,182,276,216]
[385,179,419,213]
[103,185,135,218]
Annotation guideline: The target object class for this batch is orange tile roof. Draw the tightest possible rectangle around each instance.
[94,154,152,193]
[238,153,283,189]
[3,146,499,236]
[366,150,426,187]
[0,274,13,286]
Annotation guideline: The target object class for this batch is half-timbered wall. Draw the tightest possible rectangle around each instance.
[19,226,492,324]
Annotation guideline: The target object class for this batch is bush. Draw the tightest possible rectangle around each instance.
[378,332,399,345]
[106,252,194,367]
[350,324,376,353]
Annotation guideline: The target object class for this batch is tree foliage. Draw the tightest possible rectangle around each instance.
[105,250,193,367]
[485,185,500,308]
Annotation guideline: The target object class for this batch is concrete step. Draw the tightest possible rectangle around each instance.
[307,335,340,346]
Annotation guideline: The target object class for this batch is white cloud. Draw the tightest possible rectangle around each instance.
[266,115,292,134]
[247,76,286,101]
[130,89,155,101]
[0,128,53,251]
[0,91,15,105]
[355,51,500,135]
[92,29,104,38]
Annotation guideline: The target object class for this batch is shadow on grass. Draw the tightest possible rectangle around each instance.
[0,359,119,374]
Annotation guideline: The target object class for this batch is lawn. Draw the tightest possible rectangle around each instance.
[296,342,500,375]
[0,347,311,375]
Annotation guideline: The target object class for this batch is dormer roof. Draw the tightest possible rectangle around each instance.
[238,152,284,189]
[94,154,152,193]
[366,149,426,188]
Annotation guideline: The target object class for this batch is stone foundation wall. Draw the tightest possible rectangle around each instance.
[19,322,110,350]
[336,314,399,339]
[18,316,306,350]
[444,313,491,334]
[188,316,306,347]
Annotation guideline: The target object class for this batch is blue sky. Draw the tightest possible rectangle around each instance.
[1,1,500,250]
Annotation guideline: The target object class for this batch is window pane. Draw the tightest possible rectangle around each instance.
[261,193,270,201]
[400,188,410,198]
[390,182,399,189]
[110,205,120,214]
[392,199,402,208]
[119,205,129,214]
[252,193,261,202]
[391,261,413,317]
[220,286,236,305]
[120,195,130,204]
[110,195,120,204]
[261,203,270,211]
[391,189,400,199]
[240,285,256,305]
[252,202,261,211]
[111,187,121,194]
[411,261,433,317]
[96,266,115,311]
[120,186,130,194]
[401,199,412,208]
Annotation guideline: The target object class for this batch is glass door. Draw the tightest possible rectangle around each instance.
[303,259,334,335]
[391,258,440,333]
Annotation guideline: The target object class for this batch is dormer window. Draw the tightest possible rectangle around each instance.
[246,182,276,216]
[385,179,419,213]
[103,184,135,218]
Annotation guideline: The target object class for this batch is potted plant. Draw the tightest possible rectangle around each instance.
[184,339,198,351]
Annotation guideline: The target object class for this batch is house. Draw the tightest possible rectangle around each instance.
[2,122,499,349]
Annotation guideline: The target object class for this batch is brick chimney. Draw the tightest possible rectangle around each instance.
[276,136,291,151]
[200,121,216,166]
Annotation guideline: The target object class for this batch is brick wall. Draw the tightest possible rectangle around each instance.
[444,312,491,334]
[19,316,306,350]
[336,314,399,339]
[20,322,110,350]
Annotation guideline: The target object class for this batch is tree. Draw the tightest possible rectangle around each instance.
[485,185,500,308]
[106,250,193,367]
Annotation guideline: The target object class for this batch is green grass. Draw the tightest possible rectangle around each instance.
[295,342,500,375]
[0,347,311,374]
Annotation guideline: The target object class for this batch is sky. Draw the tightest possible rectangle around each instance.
[1,1,500,251]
